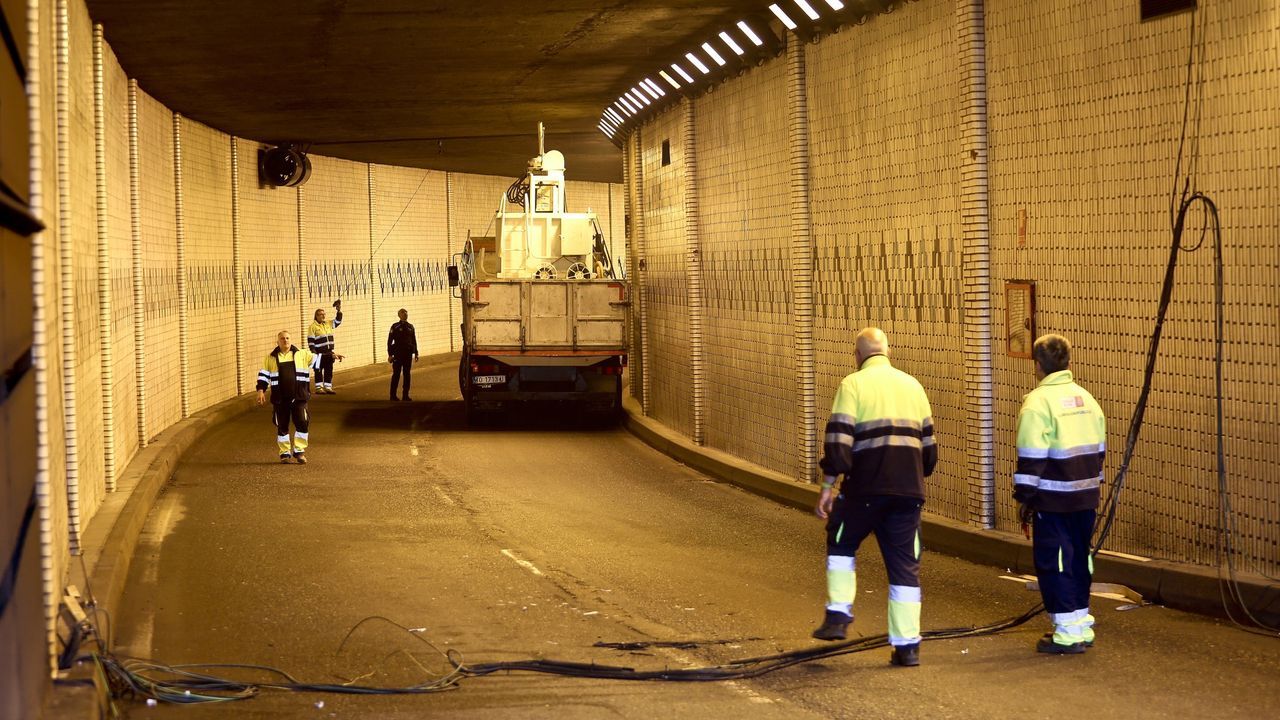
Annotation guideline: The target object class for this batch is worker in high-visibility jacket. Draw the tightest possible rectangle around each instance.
[256,329,316,464]
[813,327,937,668]
[307,300,344,394]
[1015,333,1106,654]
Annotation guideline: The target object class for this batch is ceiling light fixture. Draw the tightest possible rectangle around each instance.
[824,0,845,9]
[768,4,797,29]
[685,52,711,74]
[659,69,681,89]
[737,21,765,46]
[718,31,745,55]
[701,42,727,66]
[629,88,651,106]
[793,0,821,20]
[619,96,637,114]
[643,78,666,97]
[671,63,695,84]
[606,108,625,124]
[640,83,661,100]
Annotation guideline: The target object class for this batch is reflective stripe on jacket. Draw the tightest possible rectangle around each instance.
[307,312,343,354]
[256,346,315,404]
[819,355,937,499]
[1014,369,1106,513]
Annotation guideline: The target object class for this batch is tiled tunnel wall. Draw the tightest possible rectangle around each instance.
[29,0,624,640]
[627,0,1279,575]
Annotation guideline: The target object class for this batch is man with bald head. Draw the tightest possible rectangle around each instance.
[1016,333,1106,654]
[812,327,936,668]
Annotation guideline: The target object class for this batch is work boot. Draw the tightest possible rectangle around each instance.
[390,395,399,401]
[293,453,307,465]
[889,643,920,667]
[280,454,292,464]
[1036,636,1086,654]
[403,396,412,402]
[811,611,852,641]
[1042,632,1092,648]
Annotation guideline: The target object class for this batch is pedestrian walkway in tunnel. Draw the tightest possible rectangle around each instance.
[106,364,1280,719]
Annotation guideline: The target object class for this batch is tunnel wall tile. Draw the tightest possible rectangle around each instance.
[371,165,452,359]
[300,155,374,369]
[69,0,104,527]
[136,89,179,440]
[806,1,971,522]
[694,57,797,477]
[103,41,137,474]
[638,107,692,437]
[182,121,236,413]
[986,0,1280,571]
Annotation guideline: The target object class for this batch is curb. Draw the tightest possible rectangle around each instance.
[621,395,1280,627]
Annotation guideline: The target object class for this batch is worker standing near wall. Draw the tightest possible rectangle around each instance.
[307,300,344,394]
[256,330,316,464]
[1015,333,1107,654]
[812,327,937,668]
[387,308,419,401]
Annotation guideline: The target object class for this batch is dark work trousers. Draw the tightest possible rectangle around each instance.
[271,400,309,455]
[826,494,923,590]
[1032,509,1096,614]
[317,353,335,385]
[390,356,413,398]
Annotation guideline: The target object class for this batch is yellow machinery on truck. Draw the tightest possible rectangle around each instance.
[450,124,629,423]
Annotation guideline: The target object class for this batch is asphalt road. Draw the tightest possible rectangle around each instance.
[114,364,1280,719]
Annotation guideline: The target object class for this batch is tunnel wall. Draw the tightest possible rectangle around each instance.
[22,0,625,678]
[626,0,1279,574]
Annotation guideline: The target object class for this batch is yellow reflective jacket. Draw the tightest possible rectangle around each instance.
[307,311,343,354]
[1015,369,1106,513]
[256,346,315,404]
[819,355,937,499]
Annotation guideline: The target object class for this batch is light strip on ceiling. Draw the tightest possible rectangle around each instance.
[701,42,727,66]
[659,69,681,89]
[685,52,711,74]
[718,31,745,55]
[793,0,820,20]
[768,4,797,29]
[736,21,764,46]
[671,63,695,84]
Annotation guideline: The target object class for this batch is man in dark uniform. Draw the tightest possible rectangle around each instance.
[256,330,315,464]
[387,308,419,401]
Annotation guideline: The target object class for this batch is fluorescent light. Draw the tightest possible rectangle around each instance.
[671,63,695,84]
[768,4,797,29]
[619,96,637,114]
[824,0,845,9]
[601,114,618,130]
[606,108,625,124]
[719,31,745,56]
[643,78,666,97]
[640,82,660,100]
[658,70,681,89]
[793,0,820,20]
[685,52,711,74]
[737,21,764,46]
[629,89,651,106]
[701,42,727,66]
[598,122,612,135]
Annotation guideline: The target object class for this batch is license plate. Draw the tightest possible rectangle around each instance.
[472,374,506,385]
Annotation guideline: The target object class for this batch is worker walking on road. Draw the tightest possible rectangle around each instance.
[308,300,344,394]
[257,330,316,464]
[812,327,936,668]
[1015,334,1106,654]
[387,308,419,401]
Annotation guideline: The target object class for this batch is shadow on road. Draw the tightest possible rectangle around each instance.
[340,400,620,434]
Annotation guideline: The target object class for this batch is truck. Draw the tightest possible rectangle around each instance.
[450,125,629,424]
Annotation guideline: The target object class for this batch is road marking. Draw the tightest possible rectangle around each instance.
[433,486,455,506]
[501,549,544,576]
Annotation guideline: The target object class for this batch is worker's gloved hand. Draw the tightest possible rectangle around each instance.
[1018,503,1035,525]
[332,298,342,309]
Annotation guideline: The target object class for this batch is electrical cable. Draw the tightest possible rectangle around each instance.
[83,603,1045,707]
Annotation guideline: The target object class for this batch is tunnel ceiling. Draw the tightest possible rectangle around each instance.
[85,0,772,183]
